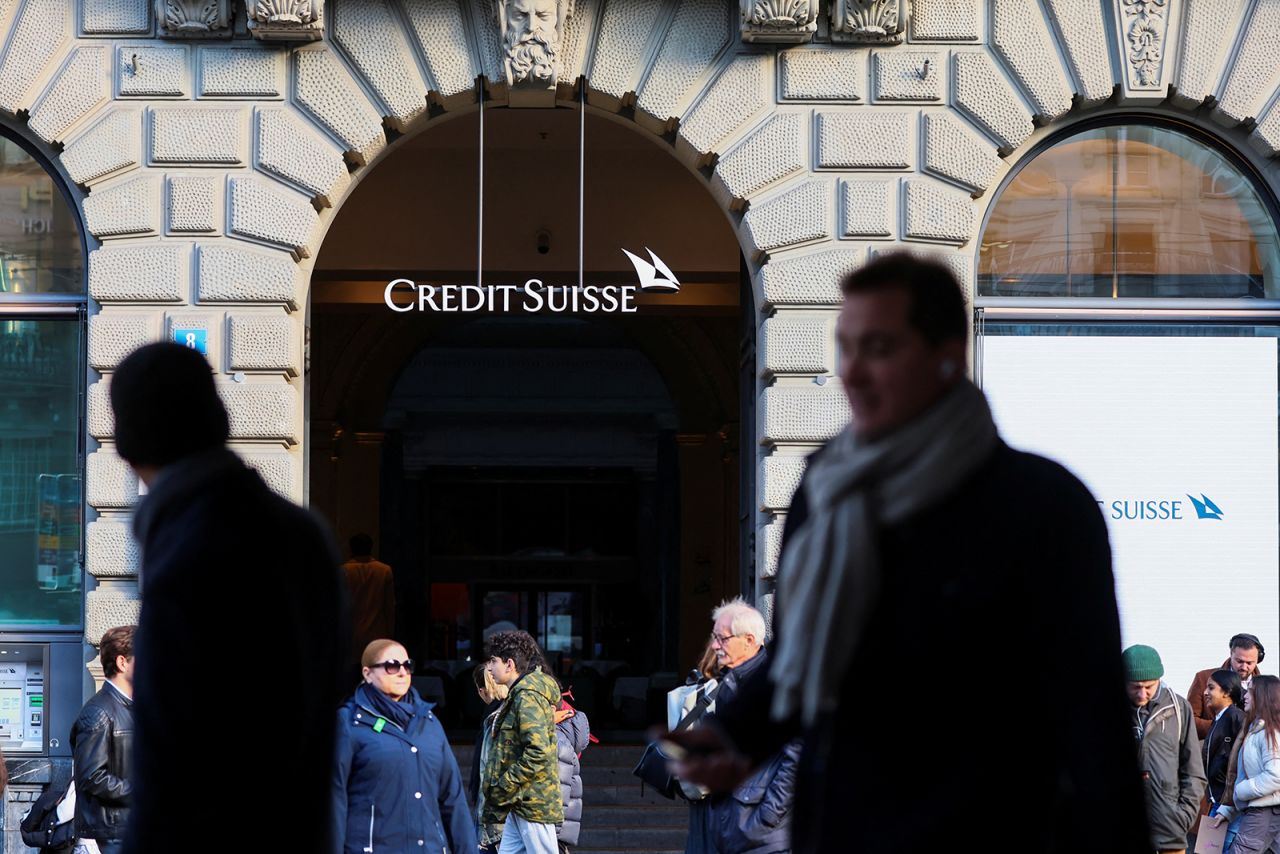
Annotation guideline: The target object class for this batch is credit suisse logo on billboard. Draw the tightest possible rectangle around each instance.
[1096,493,1224,521]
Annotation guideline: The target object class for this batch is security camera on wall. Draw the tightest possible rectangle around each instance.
[536,229,551,255]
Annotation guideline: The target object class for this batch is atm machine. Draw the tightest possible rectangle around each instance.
[0,643,78,759]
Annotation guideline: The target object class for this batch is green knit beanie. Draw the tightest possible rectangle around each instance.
[1122,644,1164,682]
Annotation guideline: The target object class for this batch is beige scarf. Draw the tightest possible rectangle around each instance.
[769,380,999,725]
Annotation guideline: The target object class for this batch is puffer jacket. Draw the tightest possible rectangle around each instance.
[708,649,799,854]
[556,705,591,846]
[70,683,133,841]
[331,685,476,854]
[1224,720,1280,815]
[1133,684,1206,850]
[481,669,565,826]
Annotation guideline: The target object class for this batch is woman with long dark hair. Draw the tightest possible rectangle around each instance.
[1215,674,1280,853]
[1203,669,1247,813]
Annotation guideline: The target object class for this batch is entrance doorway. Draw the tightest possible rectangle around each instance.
[308,105,749,732]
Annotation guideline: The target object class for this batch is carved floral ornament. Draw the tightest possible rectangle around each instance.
[156,0,323,41]
[1117,0,1168,89]
[740,0,908,45]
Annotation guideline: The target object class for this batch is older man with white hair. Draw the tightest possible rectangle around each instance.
[704,598,799,854]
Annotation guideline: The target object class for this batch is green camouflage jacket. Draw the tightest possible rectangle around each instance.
[480,669,565,826]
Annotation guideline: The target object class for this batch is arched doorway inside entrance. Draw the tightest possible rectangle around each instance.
[309,105,747,731]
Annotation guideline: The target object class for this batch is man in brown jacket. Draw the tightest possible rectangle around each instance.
[1188,633,1265,739]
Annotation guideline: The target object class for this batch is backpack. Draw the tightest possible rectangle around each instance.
[19,778,76,853]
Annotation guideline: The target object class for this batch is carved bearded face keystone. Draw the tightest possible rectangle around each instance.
[502,0,562,85]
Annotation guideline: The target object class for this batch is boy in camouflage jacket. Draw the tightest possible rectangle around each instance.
[481,630,564,854]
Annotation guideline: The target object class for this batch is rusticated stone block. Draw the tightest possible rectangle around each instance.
[759,385,849,444]
[228,176,318,258]
[151,107,245,164]
[779,49,866,102]
[86,449,139,509]
[1215,0,1280,125]
[903,178,974,245]
[910,0,979,41]
[117,45,187,98]
[588,0,664,105]
[873,51,943,102]
[872,244,976,303]
[559,0,599,85]
[0,0,70,114]
[1172,0,1245,109]
[196,243,299,308]
[86,521,141,579]
[952,52,1034,152]
[29,47,109,144]
[760,314,833,376]
[743,179,832,258]
[840,179,894,239]
[167,175,220,234]
[1043,0,1116,106]
[254,108,351,207]
[89,313,154,370]
[635,0,730,131]
[992,0,1072,121]
[83,174,160,238]
[227,313,300,376]
[218,383,299,443]
[87,380,114,438]
[293,48,386,165]
[922,111,1003,193]
[83,1,151,35]
[331,0,429,130]
[760,453,807,511]
[86,589,141,646]
[401,0,476,102]
[678,54,771,163]
[199,48,284,98]
[759,248,862,307]
[238,450,299,500]
[714,112,806,204]
[61,110,142,186]
[758,521,785,580]
[816,111,913,170]
[88,243,188,303]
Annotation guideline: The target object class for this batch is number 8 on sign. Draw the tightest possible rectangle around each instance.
[172,328,207,355]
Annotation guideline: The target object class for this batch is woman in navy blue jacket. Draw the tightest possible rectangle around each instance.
[332,639,477,853]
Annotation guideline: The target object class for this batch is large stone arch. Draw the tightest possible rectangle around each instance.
[9,0,1270,638]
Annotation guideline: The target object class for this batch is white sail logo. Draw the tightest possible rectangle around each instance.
[622,248,681,293]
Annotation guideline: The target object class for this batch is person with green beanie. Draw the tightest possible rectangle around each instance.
[1124,644,1206,854]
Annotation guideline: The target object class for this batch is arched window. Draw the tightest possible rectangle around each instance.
[0,133,85,629]
[979,123,1280,299]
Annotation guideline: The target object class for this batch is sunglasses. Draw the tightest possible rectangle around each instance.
[371,659,414,675]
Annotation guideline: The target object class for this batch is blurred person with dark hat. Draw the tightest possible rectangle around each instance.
[109,342,349,853]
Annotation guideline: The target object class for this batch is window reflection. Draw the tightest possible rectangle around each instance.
[980,125,1280,298]
[0,139,83,295]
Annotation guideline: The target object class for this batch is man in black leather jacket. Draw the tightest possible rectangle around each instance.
[71,625,136,854]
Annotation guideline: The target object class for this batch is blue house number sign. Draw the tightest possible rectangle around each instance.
[173,328,208,355]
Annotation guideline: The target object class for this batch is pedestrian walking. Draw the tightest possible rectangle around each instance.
[554,691,591,854]
[1211,675,1280,853]
[341,533,396,678]
[331,639,475,854]
[1126,644,1206,854]
[668,252,1150,853]
[1191,635,1266,739]
[473,664,508,854]
[1203,670,1247,815]
[481,630,564,854]
[679,642,721,854]
[109,342,349,853]
[705,599,798,854]
[69,627,135,854]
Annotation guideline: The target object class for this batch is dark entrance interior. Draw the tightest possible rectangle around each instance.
[308,106,750,733]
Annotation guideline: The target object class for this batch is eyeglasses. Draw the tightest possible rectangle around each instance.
[371,659,414,675]
[710,632,741,646]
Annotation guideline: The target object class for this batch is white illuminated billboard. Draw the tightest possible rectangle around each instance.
[981,334,1279,695]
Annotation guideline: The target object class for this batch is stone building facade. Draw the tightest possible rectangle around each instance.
[3,0,1280,838]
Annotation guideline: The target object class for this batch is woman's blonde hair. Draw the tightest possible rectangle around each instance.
[361,638,405,668]
[473,663,509,701]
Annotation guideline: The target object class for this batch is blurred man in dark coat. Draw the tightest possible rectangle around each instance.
[670,253,1150,853]
[110,342,348,853]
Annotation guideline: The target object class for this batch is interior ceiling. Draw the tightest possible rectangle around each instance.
[313,107,742,280]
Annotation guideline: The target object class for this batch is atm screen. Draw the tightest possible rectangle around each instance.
[0,686,21,739]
